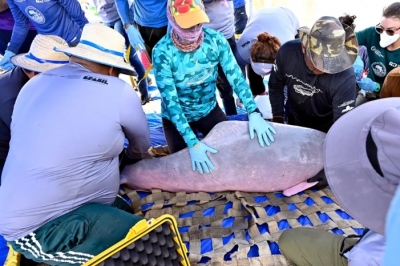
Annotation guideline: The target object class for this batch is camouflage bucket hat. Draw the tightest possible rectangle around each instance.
[297,16,359,74]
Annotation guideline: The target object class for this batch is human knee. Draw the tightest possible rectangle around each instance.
[279,228,299,256]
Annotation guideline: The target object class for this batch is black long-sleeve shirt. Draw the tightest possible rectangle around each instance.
[0,67,29,180]
[268,39,357,133]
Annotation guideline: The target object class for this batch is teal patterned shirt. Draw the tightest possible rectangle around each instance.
[152,28,257,148]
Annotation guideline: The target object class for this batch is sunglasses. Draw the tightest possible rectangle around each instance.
[375,24,400,36]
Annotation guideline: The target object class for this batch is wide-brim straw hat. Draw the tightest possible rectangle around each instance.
[10,35,69,73]
[55,23,135,76]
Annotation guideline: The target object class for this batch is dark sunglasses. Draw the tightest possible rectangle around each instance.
[375,24,400,36]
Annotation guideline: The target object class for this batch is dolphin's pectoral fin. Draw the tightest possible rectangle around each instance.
[282,181,319,197]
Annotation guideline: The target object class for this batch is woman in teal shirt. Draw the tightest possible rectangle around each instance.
[355,2,400,105]
[152,0,276,175]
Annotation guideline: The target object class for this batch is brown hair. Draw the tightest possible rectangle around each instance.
[250,32,281,64]
[383,2,400,19]
[380,67,400,98]
[338,14,357,30]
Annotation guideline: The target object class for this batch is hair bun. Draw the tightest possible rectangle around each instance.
[257,32,277,43]
[250,32,281,64]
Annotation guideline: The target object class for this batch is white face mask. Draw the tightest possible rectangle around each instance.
[379,31,400,48]
[250,61,273,77]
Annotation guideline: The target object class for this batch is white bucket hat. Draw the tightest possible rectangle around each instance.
[10,35,69,73]
[55,23,135,76]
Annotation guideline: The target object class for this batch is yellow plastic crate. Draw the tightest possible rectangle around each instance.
[83,214,190,266]
[4,244,21,266]
[5,214,190,266]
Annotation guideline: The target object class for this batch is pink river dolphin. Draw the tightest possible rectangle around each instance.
[121,121,326,193]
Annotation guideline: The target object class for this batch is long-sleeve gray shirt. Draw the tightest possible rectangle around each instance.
[92,0,120,23]
[0,63,151,241]
[234,7,299,66]
[203,0,234,39]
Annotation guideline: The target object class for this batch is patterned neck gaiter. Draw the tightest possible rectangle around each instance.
[167,7,204,52]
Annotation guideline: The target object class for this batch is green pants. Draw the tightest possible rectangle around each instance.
[10,196,143,266]
[279,228,360,266]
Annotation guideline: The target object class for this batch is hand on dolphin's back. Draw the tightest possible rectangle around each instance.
[189,114,277,175]
[248,112,277,147]
[189,142,218,175]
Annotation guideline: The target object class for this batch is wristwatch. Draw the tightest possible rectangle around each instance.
[373,82,381,93]
[250,108,261,115]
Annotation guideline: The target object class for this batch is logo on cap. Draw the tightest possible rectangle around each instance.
[172,0,198,15]
[171,0,206,16]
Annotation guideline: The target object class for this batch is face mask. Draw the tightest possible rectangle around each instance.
[250,61,273,77]
[379,31,400,48]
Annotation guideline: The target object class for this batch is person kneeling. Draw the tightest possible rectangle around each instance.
[279,97,400,265]
[0,34,69,183]
[152,0,277,175]
[0,23,151,266]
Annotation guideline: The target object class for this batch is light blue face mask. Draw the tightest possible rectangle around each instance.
[250,60,273,77]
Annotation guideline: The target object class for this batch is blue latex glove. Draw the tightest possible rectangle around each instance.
[188,142,218,174]
[0,50,16,71]
[353,55,364,82]
[249,112,276,147]
[357,77,378,92]
[126,25,145,53]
